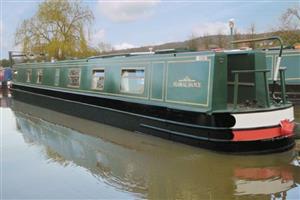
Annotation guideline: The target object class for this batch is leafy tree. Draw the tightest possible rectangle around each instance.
[15,0,95,60]
[0,59,12,68]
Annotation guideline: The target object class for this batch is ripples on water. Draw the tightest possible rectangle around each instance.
[1,89,300,199]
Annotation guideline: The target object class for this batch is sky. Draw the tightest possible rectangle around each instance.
[0,0,299,59]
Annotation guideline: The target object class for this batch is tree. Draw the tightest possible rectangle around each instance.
[187,34,198,50]
[231,28,243,49]
[97,42,114,54]
[248,23,256,49]
[15,0,95,60]
[202,33,213,50]
[233,28,243,41]
[281,6,300,30]
[0,59,12,68]
[216,30,227,48]
[275,6,300,46]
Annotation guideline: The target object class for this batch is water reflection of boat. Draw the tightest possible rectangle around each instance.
[234,167,295,196]
[12,100,300,199]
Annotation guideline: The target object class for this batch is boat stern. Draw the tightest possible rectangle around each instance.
[232,106,295,141]
[225,106,296,154]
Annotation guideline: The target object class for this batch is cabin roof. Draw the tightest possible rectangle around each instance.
[13,49,271,68]
[14,50,215,67]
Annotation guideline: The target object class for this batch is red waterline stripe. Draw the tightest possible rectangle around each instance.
[232,127,293,141]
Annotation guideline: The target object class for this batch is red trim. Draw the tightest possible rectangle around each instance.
[234,167,293,181]
[233,126,294,141]
[234,167,280,180]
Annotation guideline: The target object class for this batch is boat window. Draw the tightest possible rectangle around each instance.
[13,70,18,80]
[91,69,105,90]
[54,68,60,86]
[120,68,145,94]
[68,68,81,87]
[36,69,43,84]
[26,69,32,82]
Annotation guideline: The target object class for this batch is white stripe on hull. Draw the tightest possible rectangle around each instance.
[232,107,294,129]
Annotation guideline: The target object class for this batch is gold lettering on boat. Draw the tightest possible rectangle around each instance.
[173,76,201,88]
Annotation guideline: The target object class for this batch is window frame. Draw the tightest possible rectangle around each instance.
[36,69,43,84]
[91,68,105,91]
[67,68,81,88]
[120,67,145,95]
[13,70,18,81]
[54,68,60,86]
[26,69,32,83]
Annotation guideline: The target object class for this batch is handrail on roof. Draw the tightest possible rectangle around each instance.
[86,52,157,61]
[155,48,195,54]
[86,53,131,61]
[86,48,195,62]
[231,36,283,57]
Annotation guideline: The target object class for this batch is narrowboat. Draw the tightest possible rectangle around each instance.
[11,37,296,154]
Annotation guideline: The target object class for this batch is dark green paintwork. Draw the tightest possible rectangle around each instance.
[266,49,300,85]
[151,62,164,100]
[166,60,210,106]
[13,50,289,113]
[210,53,227,111]
[254,52,270,107]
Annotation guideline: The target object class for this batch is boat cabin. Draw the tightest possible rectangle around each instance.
[13,50,279,114]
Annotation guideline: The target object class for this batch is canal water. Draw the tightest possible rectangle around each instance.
[1,89,300,199]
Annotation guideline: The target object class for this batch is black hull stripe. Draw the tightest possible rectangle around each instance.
[140,123,230,142]
[12,88,295,154]
[11,88,291,139]
[12,88,234,140]
[13,84,291,131]
[12,84,235,129]
[12,85,292,131]
[12,88,227,131]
